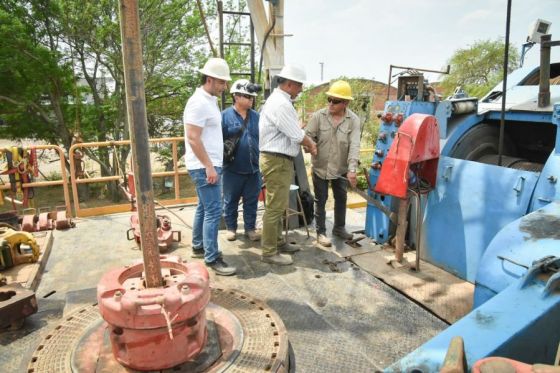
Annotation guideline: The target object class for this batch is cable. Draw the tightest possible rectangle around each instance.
[257,6,276,84]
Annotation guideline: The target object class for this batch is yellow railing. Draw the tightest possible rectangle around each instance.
[69,137,196,217]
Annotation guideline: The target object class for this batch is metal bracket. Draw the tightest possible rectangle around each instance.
[513,176,526,195]
[126,228,135,241]
[443,165,453,181]
[519,255,560,289]
[543,271,560,298]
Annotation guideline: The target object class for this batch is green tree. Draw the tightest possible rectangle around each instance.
[441,39,520,98]
[0,0,235,203]
[0,1,75,148]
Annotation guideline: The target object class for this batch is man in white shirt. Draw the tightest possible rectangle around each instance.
[259,64,317,265]
[183,57,236,276]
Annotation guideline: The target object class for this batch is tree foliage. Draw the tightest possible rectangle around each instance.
[0,0,253,204]
[0,0,252,171]
[441,39,520,98]
[0,1,75,147]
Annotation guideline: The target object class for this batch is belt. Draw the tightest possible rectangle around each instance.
[261,151,293,161]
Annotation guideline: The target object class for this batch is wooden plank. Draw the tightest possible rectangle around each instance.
[351,246,474,323]
[2,230,54,291]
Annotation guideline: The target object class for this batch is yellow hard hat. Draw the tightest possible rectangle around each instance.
[326,80,353,101]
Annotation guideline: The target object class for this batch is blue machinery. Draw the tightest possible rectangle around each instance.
[365,46,560,370]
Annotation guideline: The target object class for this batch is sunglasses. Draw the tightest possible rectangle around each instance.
[237,94,254,99]
[327,97,344,105]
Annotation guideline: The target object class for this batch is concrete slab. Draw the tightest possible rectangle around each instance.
[346,209,474,324]
[1,205,448,372]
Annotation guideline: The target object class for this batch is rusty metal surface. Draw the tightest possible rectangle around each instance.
[118,0,161,287]
[27,288,289,372]
[440,336,467,373]
[70,309,228,372]
[519,212,560,241]
[0,283,37,329]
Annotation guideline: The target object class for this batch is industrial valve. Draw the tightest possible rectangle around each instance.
[378,132,388,143]
[381,112,393,124]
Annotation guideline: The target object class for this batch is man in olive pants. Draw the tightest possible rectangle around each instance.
[259,64,317,265]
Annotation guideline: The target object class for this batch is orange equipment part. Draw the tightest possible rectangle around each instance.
[374,114,440,199]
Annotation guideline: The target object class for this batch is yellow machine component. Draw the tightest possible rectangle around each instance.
[0,227,40,266]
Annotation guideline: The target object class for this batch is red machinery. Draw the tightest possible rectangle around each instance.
[374,113,440,265]
[472,356,560,373]
[1,147,38,209]
[122,173,180,252]
[375,113,440,198]
[97,256,210,371]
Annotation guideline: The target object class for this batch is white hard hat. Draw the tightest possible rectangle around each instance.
[277,64,306,84]
[198,57,232,81]
[230,79,258,96]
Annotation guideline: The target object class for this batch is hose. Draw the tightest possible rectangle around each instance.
[257,6,276,84]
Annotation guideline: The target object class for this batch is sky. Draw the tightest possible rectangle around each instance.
[282,0,560,86]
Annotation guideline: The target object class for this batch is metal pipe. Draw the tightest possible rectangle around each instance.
[250,19,255,84]
[118,0,162,288]
[394,197,409,263]
[498,0,512,167]
[409,188,423,271]
[172,141,180,200]
[539,34,552,108]
[386,65,393,101]
[68,137,184,217]
[389,64,451,75]
[218,1,225,110]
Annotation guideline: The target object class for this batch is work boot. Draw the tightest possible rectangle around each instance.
[278,242,300,253]
[206,257,237,276]
[332,227,353,240]
[245,230,261,241]
[225,230,237,241]
[316,234,332,247]
[261,253,293,265]
[191,247,204,258]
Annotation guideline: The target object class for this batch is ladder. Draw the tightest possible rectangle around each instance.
[217,1,256,110]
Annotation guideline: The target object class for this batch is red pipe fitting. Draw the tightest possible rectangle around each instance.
[395,113,404,126]
[97,256,210,371]
[381,112,393,123]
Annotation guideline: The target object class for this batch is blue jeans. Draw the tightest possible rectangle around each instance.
[223,170,261,231]
[189,167,223,263]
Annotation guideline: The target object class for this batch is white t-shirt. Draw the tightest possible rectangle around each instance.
[183,87,223,170]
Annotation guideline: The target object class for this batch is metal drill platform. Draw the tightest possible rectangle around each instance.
[1,205,448,372]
